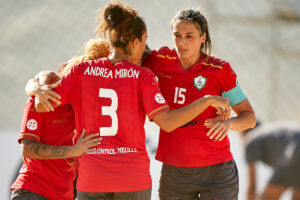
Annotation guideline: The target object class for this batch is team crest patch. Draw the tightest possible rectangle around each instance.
[194,75,207,90]
[155,93,166,104]
[27,119,38,130]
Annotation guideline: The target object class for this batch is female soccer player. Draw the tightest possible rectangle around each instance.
[28,2,231,200]
[143,9,256,200]
[11,39,110,200]
[10,71,101,200]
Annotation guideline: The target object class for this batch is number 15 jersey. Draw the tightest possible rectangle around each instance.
[144,47,246,167]
[54,58,169,192]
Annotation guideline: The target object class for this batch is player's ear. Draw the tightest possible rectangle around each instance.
[131,37,139,48]
[200,33,206,43]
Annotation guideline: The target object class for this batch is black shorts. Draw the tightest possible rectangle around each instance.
[159,160,239,200]
[77,188,151,200]
[270,143,300,188]
[11,189,48,200]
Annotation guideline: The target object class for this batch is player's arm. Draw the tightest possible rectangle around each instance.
[228,98,256,131]
[21,129,101,159]
[247,162,256,200]
[152,95,230,132]
[205,98,256,141]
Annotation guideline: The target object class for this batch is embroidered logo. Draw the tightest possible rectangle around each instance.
[155,93,166,104]
[194,75,207,90]
[27,119,38,130]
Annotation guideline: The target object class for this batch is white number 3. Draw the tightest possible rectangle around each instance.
[99,88,118,136]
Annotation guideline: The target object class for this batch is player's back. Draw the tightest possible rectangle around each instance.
[79,58,147,148]
[57,58,169,192]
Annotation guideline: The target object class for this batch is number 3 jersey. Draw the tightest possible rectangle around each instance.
[54,58,169,192]
[143,46,246,167]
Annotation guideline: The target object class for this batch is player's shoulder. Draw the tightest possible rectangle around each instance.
[154,46,178,60]
[201,55,230,71]
[80,57,107,67]
[24,97,37,113]
[126,61,154,75]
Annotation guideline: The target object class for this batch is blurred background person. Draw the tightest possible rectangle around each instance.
[242,121,300,200]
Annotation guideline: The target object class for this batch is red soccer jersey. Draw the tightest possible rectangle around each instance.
[54,58,169,192]
[11,98,77,200]
[144,46,246,167]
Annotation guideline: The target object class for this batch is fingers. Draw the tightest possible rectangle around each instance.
[46,91,61,105]
[206,122,229,142]
[207,122,223,139]
[79,128,86,138]
[224,99,231,119]
[84,133,100,140]
[216,107,224,116]
[204,120,213,128]
[41,97,55,111]
[36,90,60,111]
[206,123,219,138]
[42,89,61,105]
[85,137,102,148]
[50,80,61,89]
[216,130,229,141]
[39,98,51,112]
[224,107,231,120]
[87,148,97,152]
[214,127,229,141]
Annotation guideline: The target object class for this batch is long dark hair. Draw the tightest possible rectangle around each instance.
[172,9,212,56]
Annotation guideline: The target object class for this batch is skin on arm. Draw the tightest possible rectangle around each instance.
[152,95,230,132]
[292,189,300,200]
[21,129,101,159]
[205,98,256,141]
[247,162,256,200]
[261,184,288,200]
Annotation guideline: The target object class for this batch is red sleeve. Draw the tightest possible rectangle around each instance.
[139,68,169,120]
[19,98,43,143]
[54,63,81,105]
[220,62,238,92]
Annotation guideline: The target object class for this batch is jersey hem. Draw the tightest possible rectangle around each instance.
[155,155,233,168]
[77,184,152,193]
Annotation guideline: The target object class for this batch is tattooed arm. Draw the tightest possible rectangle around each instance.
[21,130,101,159]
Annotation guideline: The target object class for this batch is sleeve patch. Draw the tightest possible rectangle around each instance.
[222,84,246,106]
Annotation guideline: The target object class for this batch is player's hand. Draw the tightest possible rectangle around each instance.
[207,96,230,120]
[71,129,102,157]
[34,82,61,112]
[204,119,231,141]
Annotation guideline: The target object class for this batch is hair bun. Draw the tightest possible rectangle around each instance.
[104,4,124,27]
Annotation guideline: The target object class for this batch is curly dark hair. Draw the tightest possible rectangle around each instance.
[96,1,146,54]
